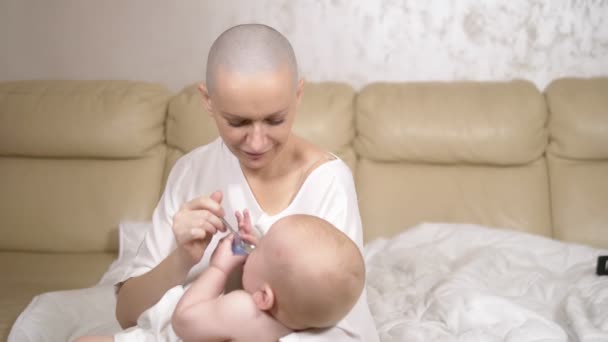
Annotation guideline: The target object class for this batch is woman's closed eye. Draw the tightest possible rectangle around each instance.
[265,118,285,126]
[227,118,285,127]
[227,119,250,127]
[224,111,287,127]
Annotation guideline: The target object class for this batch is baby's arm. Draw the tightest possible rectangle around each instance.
[172,234,247,341]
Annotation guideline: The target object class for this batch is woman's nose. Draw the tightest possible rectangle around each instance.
[246,123,267,152]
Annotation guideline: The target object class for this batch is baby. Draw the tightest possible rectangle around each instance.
[172,213,366,341]
[75,213,365,341]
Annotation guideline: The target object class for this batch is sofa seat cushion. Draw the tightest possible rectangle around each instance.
[0,251,116,341]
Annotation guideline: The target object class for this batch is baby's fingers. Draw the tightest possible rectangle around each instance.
[243,210,251,229]
[235,211,243,228]
[239,232,260,247]
[235,209,253,233]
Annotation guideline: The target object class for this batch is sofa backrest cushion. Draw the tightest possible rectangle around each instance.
[545,77,608,248]
[355,80,552,241]
[0,81,170,252]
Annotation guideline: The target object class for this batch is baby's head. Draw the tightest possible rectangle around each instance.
[241,214,365,330]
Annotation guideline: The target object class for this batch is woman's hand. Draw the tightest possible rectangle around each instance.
[172,191,227,266]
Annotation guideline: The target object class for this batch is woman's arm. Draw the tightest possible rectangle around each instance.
[116,189,225,328]
[116,246,203,328]
[115,143,230,328]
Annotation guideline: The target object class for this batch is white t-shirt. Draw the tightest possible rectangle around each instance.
[120,137,379,342]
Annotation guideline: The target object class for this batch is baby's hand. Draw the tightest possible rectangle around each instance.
[209,234,246,273]
[235,209,261,246]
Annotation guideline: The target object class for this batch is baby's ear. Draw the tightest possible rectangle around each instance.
[252,284,274,311]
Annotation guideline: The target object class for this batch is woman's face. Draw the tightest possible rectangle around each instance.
[201,66,303,172]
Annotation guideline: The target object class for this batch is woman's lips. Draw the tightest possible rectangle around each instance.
[243,151,265,159]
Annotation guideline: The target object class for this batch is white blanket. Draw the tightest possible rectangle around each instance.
[9,222,608,342]
[364,223,608,342]
[7,221,148,342]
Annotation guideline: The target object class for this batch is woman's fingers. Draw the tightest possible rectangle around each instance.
[180,192,224,217]
[175,210,224,236]
[170,193,226,265]
[189,228,206,240]
[175,225,205,245]
[209,191,223,205]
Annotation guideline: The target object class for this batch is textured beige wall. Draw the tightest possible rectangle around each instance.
[1,0,607,91]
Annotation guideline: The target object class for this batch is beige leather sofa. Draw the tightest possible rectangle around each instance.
[1,78,607,339]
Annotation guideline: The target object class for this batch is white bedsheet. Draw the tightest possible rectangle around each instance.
[364,223,608,342]
[8,285,121,341]
[9,222,608,342]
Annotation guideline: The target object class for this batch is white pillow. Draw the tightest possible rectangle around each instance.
[97,221,151,286]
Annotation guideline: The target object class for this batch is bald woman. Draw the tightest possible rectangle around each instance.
[112,24,379,342]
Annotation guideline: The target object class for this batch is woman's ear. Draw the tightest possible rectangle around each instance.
[198,83,214,114]
[252,284,275,311]
[295,78,304,105]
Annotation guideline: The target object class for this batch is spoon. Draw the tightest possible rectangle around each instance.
[219,216,257,255]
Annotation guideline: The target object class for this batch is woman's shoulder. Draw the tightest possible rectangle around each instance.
[300,156,354,199]
[165,138,229,187]
[316,156,352,181]
[173,137,227,169]
[294,136,353,180]
[181,137,223,160]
